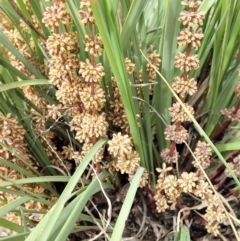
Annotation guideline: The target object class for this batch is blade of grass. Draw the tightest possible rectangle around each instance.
[215,142,240,152]
[0,196,33,217]
[110,167,144,241]
[154,0,182,150]
[208,2,232,110]
[54,172,112,241]
[27,0,50,38]
[49,183,112,240]
[27,138,107,241]
[0,176,72,187]
[0,32,44,79]
[0,58,32,80]
[180,225,190,241]
[0,80,50,92]
[205,66,240,135]
[66,0,86,41]
[137,14,154,182]
[25,180,112,241]
[0,218,25,234]
[120,0,148,49]
[0,233,30,241]
[90,0,146,166]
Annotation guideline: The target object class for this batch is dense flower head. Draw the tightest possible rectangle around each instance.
[108,132,145,185]
[55,80,83,105]
[85,34,104,57]
[160,148,179,164]
[42,1,71,30]
[79,7,95,26]
[181,1,202,10]
[137,170,149,187]
[205,221,220,237]
[169,102,194,122]
[235,82,240,97]
[178,172,198,193]
[69,113,85,130]
[164,124,189,144]
[75,113,108,142]
[80,85,106,111]
[46,104,62,120]
[177,28,204,49]
[162,175,181,201]
[193,179,213,200]
[79,59,105,83]
[146,50,161,71]
[4,29,25,49]
[154,193,169,213]
[179,10,204,26]
[116,151,140,174]
[193,141,212,169]
[221,107,240,122]
[172,76,197,97]
[80,142,104,163]
[108,132,133,157]
[46,32,79,57]
[125,58,135,74]
[204,195,227,224]
[225,155,240,177]
[174,52,199,72]
[48,54,79,84]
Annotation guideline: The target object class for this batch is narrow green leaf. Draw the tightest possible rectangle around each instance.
[154,0,182,150]
[0,176,72,187]
[26,138,107,241]
[120,0,148,49]
[0,218,25,234]
[54,172,112,241]
[0,80,50,92]
[0,32,44,79]
[216,142,240,152]
[180,225,190,241]
[0,233,30,241]
[0,196,32,217]
[110,167,144,241]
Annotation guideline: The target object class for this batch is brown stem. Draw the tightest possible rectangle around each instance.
[233,101,240,115]
[211,100,240,140]
[176,197,184,209]
[168,141,176,157]
[96,163,102,173]
[168,40,192,158]
[211,120,230,141]
[144,184,155,198]
[209,165,225,181]
[76,101,83,113]
[214,173,227,190]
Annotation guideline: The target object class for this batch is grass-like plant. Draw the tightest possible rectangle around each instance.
[0,0,240,240]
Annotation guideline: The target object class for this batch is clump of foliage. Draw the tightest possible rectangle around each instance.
[0,0,240,240]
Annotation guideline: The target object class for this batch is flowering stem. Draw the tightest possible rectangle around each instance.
[211,100,240,140]
[168,141,176,157]
[209,165,225,181]
[214,173,227,190]
[144,184,154,198]
[211,120,230,140]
